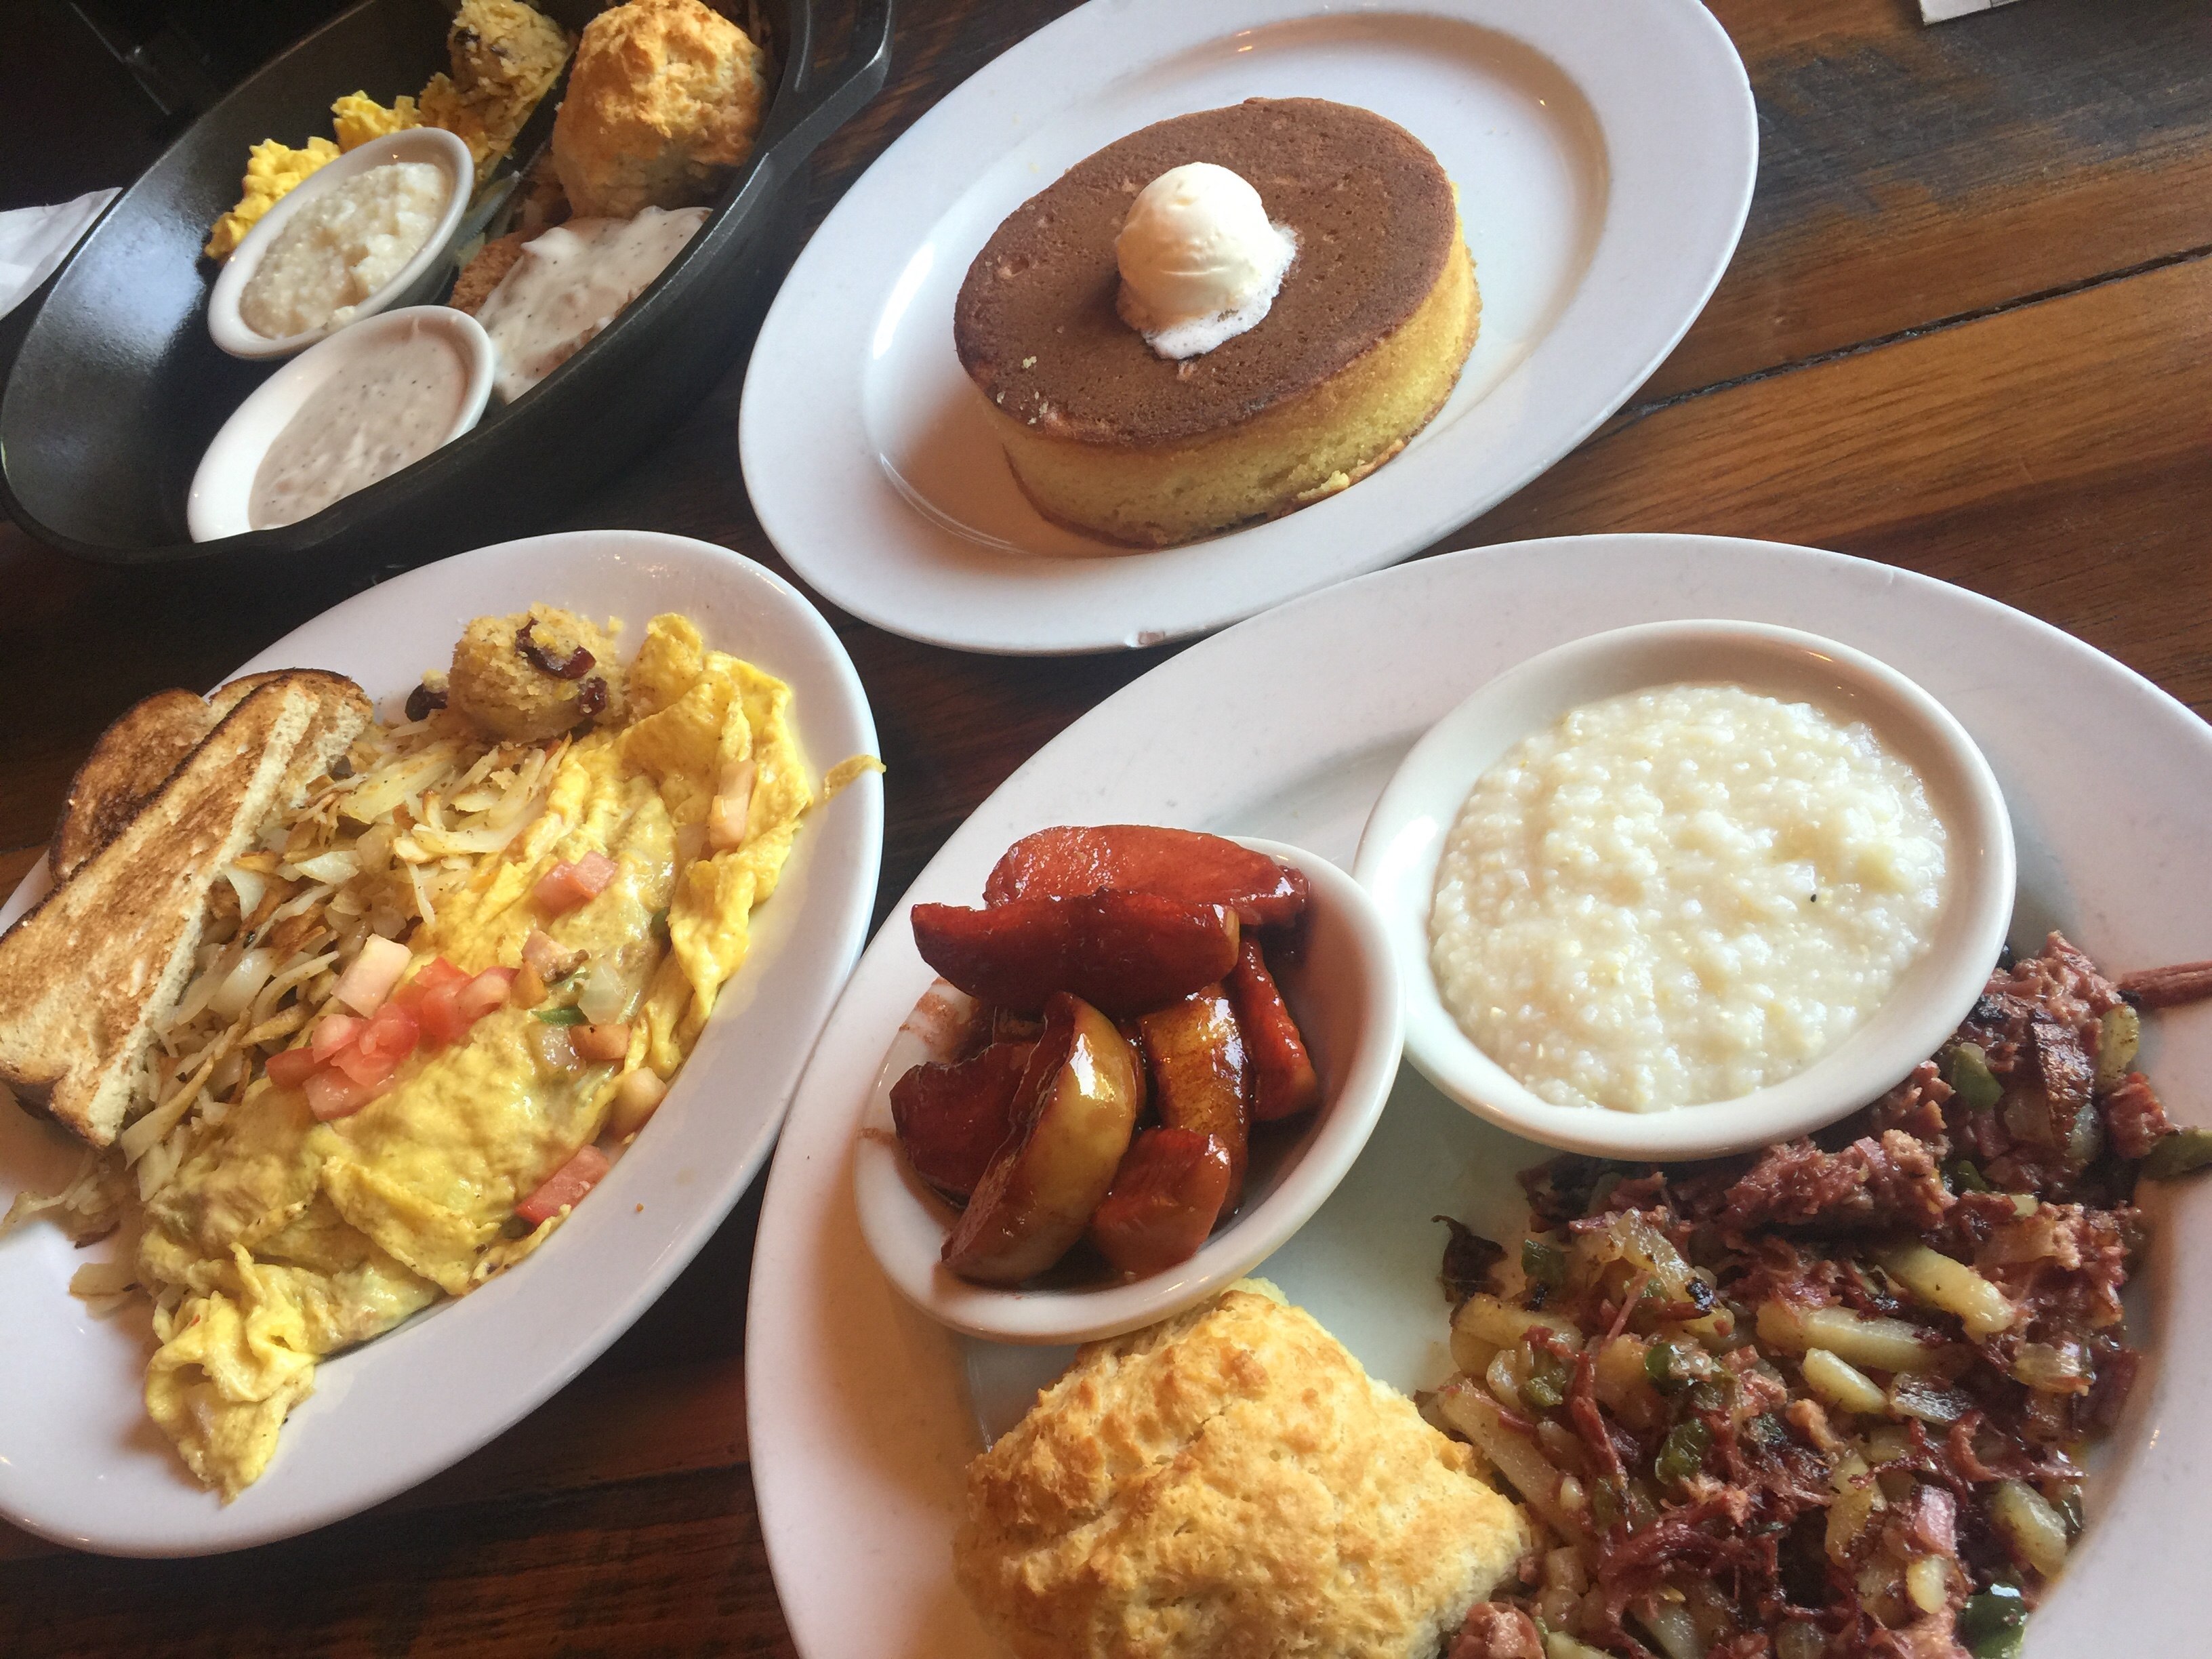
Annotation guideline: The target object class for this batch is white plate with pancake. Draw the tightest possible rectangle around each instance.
[747,533,2212,1656]
[738,0,1755,655]
[0,529,883,1555]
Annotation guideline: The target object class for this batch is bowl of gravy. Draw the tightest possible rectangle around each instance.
[187,306,495,543]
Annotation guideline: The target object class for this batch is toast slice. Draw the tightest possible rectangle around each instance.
[48,671,369,880]
[49,691,219,880]
[0,673,369,1147]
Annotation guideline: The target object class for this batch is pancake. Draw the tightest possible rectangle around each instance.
[954,98,1479,548]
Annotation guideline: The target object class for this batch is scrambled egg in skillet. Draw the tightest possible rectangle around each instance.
[136,613,821,1496]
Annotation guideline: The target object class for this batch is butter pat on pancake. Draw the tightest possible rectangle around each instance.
[955,1280,1529,1659]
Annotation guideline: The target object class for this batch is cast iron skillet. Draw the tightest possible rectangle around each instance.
[0,0,891,572]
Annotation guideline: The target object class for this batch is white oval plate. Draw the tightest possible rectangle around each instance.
[0,530,883,1555]
[738,0,1755,655]
[747,533,2212,1658]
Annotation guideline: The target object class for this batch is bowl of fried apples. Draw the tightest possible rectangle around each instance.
[853,826,1406,1345]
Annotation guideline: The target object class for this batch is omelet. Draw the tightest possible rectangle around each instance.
[136,614,816,1497]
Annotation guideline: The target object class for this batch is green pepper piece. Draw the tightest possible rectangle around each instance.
[1946,1043,2005,1113]
[1645,1340,1691,1395]
[1654,1418,1711,1486]
[1589,1479,1622,1529]
[648,906,671,941]
[1958,1583,2028,1656]
[2142,1126,2212,1179]
[1521,1237,1569,1291]
[1521,1349,1574,1410]
[534,1005,586,1025]
[1950,1158,1992,1193]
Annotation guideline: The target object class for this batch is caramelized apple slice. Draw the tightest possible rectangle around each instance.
[941,994,1142,1285]
[1227,936,1322,1122]
[1137,983,1250,1211]
[890,1041,1035,1204]
[912,891,1240,1017]
[1088,1128,1233,1278]
[983,825,1309,928]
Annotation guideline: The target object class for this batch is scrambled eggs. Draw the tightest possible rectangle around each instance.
[203,136,340,261]
[136,613,816,1496]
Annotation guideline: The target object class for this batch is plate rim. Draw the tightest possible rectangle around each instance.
[737,0,1758,655]
[744,529,2212,1658]
[0,528,883,1555]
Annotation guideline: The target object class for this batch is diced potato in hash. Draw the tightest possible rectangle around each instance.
[1757,1300,1948,1374]
[1452,1292,1584,1375]
[1433,1380,1576,1536]
[1991,1479,2069,1578]
[1877,1241,2019,1338]
[1801,1347,1887,1415]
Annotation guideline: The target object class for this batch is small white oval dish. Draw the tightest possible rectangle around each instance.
[1353,620,2017,1162]
[853,838,1404,1346]
[187,305,494,542]
[207,127,474,361]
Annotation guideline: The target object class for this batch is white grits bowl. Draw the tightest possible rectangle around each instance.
[1353,620,2015,1160]
[207,127,474,361]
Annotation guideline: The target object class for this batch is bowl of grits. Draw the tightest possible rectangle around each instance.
[1353,620,2015,1160]
[207,127,475,360]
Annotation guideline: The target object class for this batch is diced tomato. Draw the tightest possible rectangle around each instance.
[533,854,617,915]
[359,999,420,1061]
[311,1015,365,1062]
[330,1040,402,1088]
[304,1067,376,1121]
[571,1021,631,1063]
[266,1045,321,1088]
[458,967,516,1023]
[392,955,470,1014]
[417,979,470,1045]
[515,1146,612,1225]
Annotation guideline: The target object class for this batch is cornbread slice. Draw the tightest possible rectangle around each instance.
[954,1280,1528,1659]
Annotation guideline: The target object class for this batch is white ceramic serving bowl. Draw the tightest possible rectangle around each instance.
[852,838,1405,1345]
[1353,620,2016,1161]
[187,305,494,542]
[206,127,474,360]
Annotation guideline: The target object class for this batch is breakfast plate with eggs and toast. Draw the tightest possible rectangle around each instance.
[739,0,1757,654]
[0,529,882,1553]
[747,533,2212,1658]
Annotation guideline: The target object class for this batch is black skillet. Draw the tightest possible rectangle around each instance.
[0,0,892,574]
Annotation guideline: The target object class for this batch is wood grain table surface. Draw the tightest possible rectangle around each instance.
[3,0,2209,1651]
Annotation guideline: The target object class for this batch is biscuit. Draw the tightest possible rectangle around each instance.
[552,0,771,219]
[954,1281,1529,1659]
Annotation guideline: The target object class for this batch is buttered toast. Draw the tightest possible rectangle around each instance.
[0,672,368,1146]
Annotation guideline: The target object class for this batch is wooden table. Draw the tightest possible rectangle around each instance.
[3,0,2209,1650]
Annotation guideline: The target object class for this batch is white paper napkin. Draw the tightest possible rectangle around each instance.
[0,188,119,321]
[1921,0,2024,21]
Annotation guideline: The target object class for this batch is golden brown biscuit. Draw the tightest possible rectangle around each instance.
[954,1281,1530,1659]
[552,0,771,218]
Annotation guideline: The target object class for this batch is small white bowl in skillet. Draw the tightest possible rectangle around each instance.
[1353,620,2015,1162]
[188,305,493,542]
[207,127,474,361]
[853,837,1404,1345]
